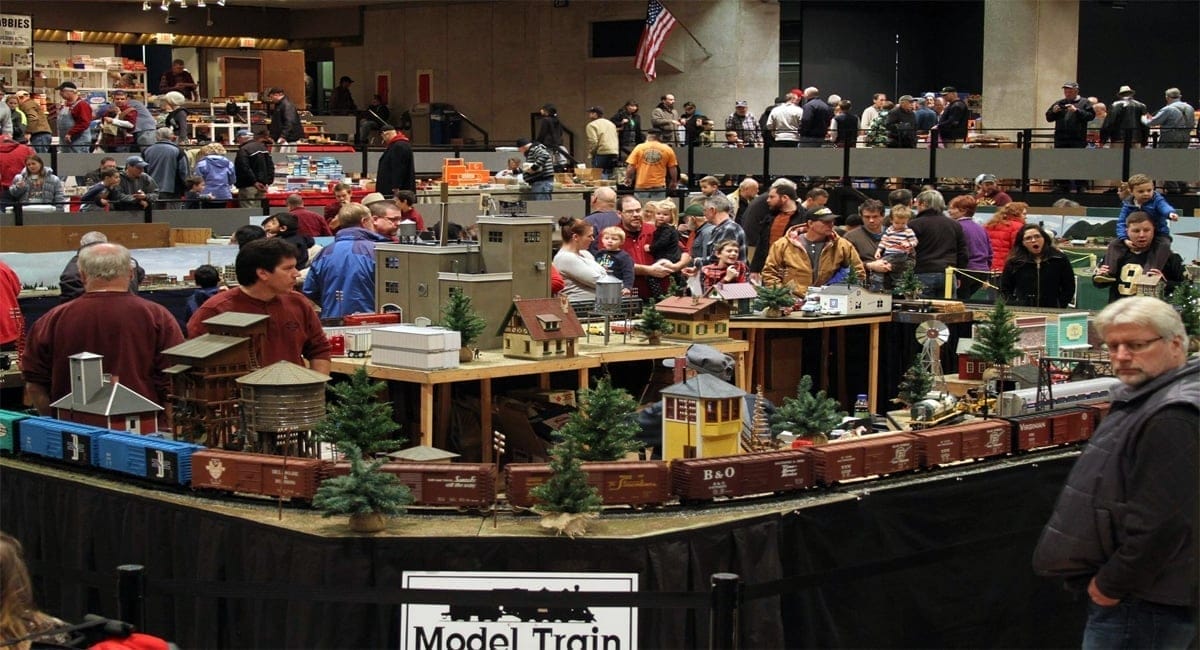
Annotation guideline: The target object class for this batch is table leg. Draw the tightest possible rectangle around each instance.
[820,329,831,393]
[578,368,589,390]
[419,384,434,447]
[868,322,880,414]
[538,373,550,389]
[436,384,451,449]
[734,350,748,391]
[481,379,493,463]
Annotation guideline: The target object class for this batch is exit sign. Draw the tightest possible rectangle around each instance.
[238,37,256,48]
[156,33,174,45]
[66,31,84,42]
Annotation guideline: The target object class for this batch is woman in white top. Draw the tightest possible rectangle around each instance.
[552,216,608,301]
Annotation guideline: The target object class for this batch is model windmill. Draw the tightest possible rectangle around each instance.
[915,320,950,394]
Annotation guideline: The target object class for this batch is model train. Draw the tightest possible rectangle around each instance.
[0,391,1111,512]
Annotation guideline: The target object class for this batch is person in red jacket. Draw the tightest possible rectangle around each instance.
[0,135,34,208]
[983,201,1027,272]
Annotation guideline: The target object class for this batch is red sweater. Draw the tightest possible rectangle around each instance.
[188,287,330,366]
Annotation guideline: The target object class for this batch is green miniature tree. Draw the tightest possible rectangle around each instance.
[313,444,413,532]
[844,264,862,288]
[894,354,934,408]
[894,266,926,300]
[969,300,1023,402]
[1169,278,1200,353]
[635,303,671,344]
[314,366,404,456]
[556,376,644,461]
[769,375,846,444]
[530,435,601,537]
[753,284,795,316]
[441,289,487,348]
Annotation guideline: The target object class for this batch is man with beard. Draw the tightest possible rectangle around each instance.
[614,194,670,297]
[651,94,679,144]
[749,182,809,273]
[973,173,1012,207]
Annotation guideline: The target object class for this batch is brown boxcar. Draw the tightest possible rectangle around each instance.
[1007,413,1053,451]
[909,428,961,467]
[191,450,324,501]
[1049,407,1096,444]
[1082,402,1112,426]
[912,419,1013,467]
[670,449,814,502]
[325,461,496,508]
[808,433,919,484]
[505,461,670,509]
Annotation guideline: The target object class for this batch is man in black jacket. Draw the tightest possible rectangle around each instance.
[798,88,833,147]
[267,87,303,144]
[909,189,967,297]
[933,86,969,147]
[885,95,918,148]
[1033,296,1197,649]
[375,124,415,199]
[1100,85,1149,148]
[1045,82,1095,192]
[235,127,274,208]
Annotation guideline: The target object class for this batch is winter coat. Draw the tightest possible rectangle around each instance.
[8,166,67,208]
[195,154,236,200]
[0,138,34,190]
[1116,192,1177,240]
[762,224,866,297]
[985,218,1024,272]
[999,251,1075,308]
[19,97,51,135]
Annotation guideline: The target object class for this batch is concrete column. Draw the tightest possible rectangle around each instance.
[981,0,1080,133]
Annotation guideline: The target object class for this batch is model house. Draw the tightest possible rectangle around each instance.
[51,352,163,433]
[499,295,585,360]
[813,285,893,316]
[163,333,255,448]
[654,296,731,341]
[706,282,758,316]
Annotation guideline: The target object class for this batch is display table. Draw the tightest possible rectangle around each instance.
[329,338,748,461]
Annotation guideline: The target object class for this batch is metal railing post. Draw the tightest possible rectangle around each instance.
[117,564,145,630]
[1020,129,1032,194]
[709,572,740,650]
[1120,130,1133,181]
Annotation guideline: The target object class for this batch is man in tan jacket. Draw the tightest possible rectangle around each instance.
[585,106,619,179]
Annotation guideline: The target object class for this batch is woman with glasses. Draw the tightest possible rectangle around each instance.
[999,223,1075,307]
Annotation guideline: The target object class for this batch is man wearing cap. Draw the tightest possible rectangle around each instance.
[329,76,356,115]
[375,123,416,199]
[111,89,157,151]
[622,129,678,200]
[1046,82,1095,149]
[303,202,391,319]
[933,87,969,148]
[1101,85,1149,148]
[235,127,274,207]
[585,106,619,179]
[885,95,918,148]
[115,155,158,210]
[56,82,93,153]
[681,194,746,273]
[725,100,761,147]
[16,91,52,153]
[762,208,864,298]
[973,173,1011,207]
[516,136,554,201]
[267,87,303,144]
[141,127,190,206]
[1144,88,1195,193]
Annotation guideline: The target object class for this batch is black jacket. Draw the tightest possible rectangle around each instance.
[536,115,563,151]
[270,95,303,142]
[235,139,274,189]
[999,250,1075,307]
[799,98,834,139]
[1101,97,1149,145]
[909,209,968,274]
[1045,97,1094,147]
[885,109,917,148]
[375,135,416,197]
[936,99,969,141]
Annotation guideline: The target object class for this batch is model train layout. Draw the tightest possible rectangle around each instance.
[0,375,1116,512]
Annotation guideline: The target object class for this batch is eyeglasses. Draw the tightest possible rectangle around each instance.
[622,209,642,214]
[1105,337,1162,354]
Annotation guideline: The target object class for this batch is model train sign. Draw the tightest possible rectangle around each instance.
[400,571,637,650]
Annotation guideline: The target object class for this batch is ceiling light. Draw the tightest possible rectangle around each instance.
[142,0,151,9]
[217,0,225,6]
[177,0,187,7]
[197,0,206,6]
[160,0,170,10]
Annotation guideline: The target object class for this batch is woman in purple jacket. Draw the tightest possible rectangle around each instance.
[948,195,993,301]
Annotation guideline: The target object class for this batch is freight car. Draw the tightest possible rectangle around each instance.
[325,461,497,509]
[806,432,921,485]
[191,449,325,502]
[0,408,29,455]
[18,416,111,467]
[998,377,1120,417]
[670,449,814,504]
[95,431,205,486]
[506,461,671,509]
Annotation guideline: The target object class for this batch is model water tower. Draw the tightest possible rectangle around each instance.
[236,361,330,456]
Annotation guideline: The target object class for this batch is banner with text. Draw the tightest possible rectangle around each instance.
[0,14,33,49]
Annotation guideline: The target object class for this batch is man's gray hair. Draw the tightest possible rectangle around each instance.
[156,127,174,141]
[286,193,304,208]
[79,231,108,247]
[1165,87,1182,99]
[916,189,946,213]
[770,177,797,191]
[78,243,132,283]
[592,186,616,206]
[368,200,394,218]
[1095,296,1186,347]
[704,193,733,214]
[739,177,759,191]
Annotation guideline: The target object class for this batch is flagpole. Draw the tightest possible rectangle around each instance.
[662,2,712,58]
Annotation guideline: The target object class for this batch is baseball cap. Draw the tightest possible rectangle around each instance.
[515,137,532,148]
[683,203,706,217]
[940,86,956,94]
[1062,82,1079,89]
[57,81,77,91]
[124,155,149,169]
[339,75,354,84]
[360,192,388,206]
[898,94,914,103]
[734,100,748,107]
[587,106,604,115]
[806,207,837,222]
[975,173,997,185]
[235,129,252,139]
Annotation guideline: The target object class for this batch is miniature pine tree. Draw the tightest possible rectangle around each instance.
[753,284,795,313]
[894,354,934,408]
[894,266,926,299]
[844,264,862,287]
[969,300,1022,366]
[314,366,404,456]
[441,289,487,348]
[635,303,671,343]
[1169,278,1200,352]
[531,435,601,537]
[312,444,414,517]
[557,376,643,461]
[769,375,845,443]
[744,384,772,452]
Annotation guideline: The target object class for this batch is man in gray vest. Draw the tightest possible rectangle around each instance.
[1033,296,1197,648]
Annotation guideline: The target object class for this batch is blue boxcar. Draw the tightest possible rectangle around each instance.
[96,432,205,486]
[0,409,30,455]
[18,416,111,466]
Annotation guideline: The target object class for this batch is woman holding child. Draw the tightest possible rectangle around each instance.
[552,217,609,301]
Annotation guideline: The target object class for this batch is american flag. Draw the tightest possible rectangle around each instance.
[634,0,677,82]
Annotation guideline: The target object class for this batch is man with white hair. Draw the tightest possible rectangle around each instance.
[727,177,759,229]
[909,189,967,297]
[57,231,146,302]
[1034,296,1197,649]
[141,127,190,205]
[23,242,182,413]
[798,87,833,147]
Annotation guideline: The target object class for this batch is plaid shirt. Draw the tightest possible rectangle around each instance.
[700,260,750,294]
[725,112,762,145]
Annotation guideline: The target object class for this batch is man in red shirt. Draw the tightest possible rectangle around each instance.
[394,190,426,232]
[615,194,672,297]
[287,193,332,237]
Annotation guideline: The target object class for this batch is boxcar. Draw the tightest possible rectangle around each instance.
[191,450,324,501]
[911,419,1012,467]
[0,409,30,455]
[1007,413,1054,452]
[18,416,110,467]
[506,461,670,509]
[808,433,920,485]
[96,432,205,486]
[670,449,814,502]
[325,461,497,509]
[1048,407,1096,445]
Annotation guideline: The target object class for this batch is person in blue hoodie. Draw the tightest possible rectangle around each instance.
[193,142,236,208]
[302,203,390,319]
[1116,173,1179,243]
[181,264,222,334]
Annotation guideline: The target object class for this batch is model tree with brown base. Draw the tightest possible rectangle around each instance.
[530,435,602,537]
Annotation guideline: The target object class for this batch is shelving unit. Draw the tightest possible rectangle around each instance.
[0,65,147,101]
[188,102,252,144]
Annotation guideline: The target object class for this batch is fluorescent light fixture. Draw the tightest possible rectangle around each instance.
[142,0,152,9]
[160,0,170,10]
[197,0,206,6]
[216,0,225,6]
